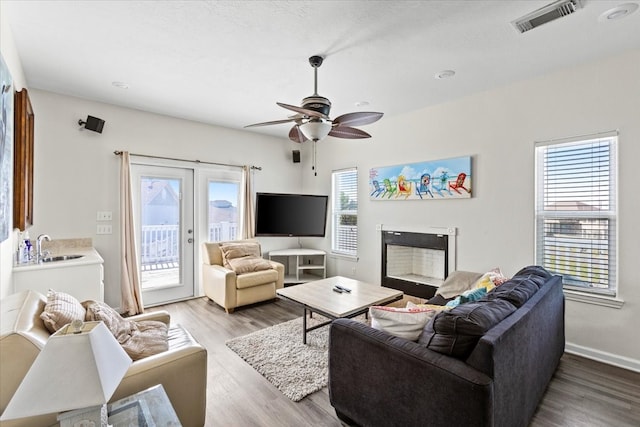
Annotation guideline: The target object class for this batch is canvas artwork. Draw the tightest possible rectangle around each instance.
[369,156,472,200]
[0,54,14,242]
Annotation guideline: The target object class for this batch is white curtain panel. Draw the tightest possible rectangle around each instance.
[120,151,144,315]
[242,165,255,239]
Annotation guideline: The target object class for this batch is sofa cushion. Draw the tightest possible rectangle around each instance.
[40,289,86,333]
[235,268,279,289]
[425,293,454,306]
[485,275,539,308]
[370,305,437,341]
[435,270,483,299]
[83,300,168,360]
[513,265,552,288]
[419,299,517,359]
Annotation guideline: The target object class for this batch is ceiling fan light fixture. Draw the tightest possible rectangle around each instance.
[299,120,332,142]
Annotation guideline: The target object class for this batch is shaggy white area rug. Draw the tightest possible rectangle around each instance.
[225,315,342,402]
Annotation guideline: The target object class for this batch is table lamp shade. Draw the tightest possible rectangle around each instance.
[1,321,132,421]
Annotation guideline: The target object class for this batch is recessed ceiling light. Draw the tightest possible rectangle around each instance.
[355,101,370,107]
[599,3,639,21]
[435,70,455,79]
[112,81,129,89]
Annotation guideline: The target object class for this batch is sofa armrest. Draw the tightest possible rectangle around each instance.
[127,310,171,325]
[202,263,237,309]
[111,326,207,427]
[268,261,285,289]
[329,319,493,427]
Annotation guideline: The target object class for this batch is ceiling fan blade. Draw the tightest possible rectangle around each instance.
[277,102,327,119]
[332,111,383,127]
[328,126,372,139]
[244,118,296,128]
[289,125,309,143]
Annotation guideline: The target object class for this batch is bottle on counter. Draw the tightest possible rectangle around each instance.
[16,237,26,264]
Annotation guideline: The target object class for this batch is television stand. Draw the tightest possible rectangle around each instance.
[268,249,326,284]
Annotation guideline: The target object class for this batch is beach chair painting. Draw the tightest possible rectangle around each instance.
[416,173,434,199]
[382,178,397,198]
[396,175,412,199]
[369,156,471,201]
[370,180,385,198]
[450,172,471,195]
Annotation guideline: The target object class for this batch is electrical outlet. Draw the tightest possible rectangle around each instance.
[96,224,112,235]
[97,211,113,221]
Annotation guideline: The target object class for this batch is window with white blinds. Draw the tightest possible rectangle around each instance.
[535,133,617,296]
[331,168,358,256]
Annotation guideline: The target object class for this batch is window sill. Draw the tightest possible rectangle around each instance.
[563,290,624,309]
[329,252,358,262]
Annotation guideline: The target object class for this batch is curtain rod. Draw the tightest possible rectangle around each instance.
[113,150,262,170]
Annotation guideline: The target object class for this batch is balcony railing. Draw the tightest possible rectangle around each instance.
[140,222,238,268]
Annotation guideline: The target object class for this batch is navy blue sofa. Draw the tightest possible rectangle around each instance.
[328,266,565,427]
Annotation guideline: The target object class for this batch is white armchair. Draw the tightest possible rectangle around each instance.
[202,239,284,313]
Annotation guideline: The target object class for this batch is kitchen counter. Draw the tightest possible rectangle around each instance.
[13,247,104,271]
[13,242,105,301]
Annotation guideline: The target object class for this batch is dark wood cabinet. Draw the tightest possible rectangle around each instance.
[13,88,34,230]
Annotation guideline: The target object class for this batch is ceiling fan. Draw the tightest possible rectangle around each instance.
[245,55,384,144]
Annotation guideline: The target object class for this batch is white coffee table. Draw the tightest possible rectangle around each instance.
[276,276,403,343]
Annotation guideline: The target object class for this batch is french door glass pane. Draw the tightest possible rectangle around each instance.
[140,177,180,289]
[208,181,240,242]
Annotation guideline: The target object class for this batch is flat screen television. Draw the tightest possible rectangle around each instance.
[255,192,329,237]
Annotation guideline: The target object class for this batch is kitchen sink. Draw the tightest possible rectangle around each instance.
[41,254,84,263]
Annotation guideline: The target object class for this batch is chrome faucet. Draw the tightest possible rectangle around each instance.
[36,234,51,262]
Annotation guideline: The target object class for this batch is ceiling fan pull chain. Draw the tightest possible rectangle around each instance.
[313,140,317,177]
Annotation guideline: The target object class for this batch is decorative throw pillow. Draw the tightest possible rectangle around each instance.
[40,289,86,333]
[219,242,272,274]
[459,286,488,304]
[445,286,488,308]
[473,268,509,292]
[369,305,437,341]
[435,271,483,299]
[83,300,168,361]
[406,301,452,313]
[219,242,261,268]
[226,256,273,275]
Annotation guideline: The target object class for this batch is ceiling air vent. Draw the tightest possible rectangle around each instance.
[512,0,583,33]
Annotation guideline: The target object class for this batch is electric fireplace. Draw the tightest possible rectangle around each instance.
[381,227,456,299]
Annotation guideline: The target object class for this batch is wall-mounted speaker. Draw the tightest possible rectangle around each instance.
[292,150,301,163]
[78,115,105,133]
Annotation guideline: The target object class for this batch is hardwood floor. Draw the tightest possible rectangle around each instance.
[151,297,640,427]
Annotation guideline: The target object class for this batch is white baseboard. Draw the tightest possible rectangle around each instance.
[565,342,640,373]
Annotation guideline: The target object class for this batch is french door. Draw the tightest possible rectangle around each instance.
[131,164,195,306]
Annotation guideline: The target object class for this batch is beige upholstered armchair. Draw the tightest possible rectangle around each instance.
[202,239,284,313]
[0,290,207,427]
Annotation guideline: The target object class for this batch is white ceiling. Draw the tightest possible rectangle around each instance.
[4,1,640,139]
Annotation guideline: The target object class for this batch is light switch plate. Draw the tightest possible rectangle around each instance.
[96,224,112,235]
[96,211,113,221]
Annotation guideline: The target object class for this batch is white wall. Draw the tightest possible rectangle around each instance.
[304,49,640,370]
[10,89,303,306]
[0,2,27,298]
